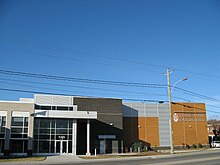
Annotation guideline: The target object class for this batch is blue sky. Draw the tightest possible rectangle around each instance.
[0,0,220,118]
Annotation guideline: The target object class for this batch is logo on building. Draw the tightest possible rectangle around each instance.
[173,113,179,122]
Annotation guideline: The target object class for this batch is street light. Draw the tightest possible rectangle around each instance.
[171,77,188,93]
[166,68,188,154]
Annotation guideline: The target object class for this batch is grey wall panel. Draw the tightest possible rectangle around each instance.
[145,104,158,117]
[132,103,144,117]
[122,103,138,117]
[158,104,170,147]
[123,102,159,117]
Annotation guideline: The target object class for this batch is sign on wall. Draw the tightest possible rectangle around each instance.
[173,112,205,122]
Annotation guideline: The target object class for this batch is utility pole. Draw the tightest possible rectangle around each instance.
[167,68,174,154]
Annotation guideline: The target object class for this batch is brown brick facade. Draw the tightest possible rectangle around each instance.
[172,103,208,146]
[123,117,159,147]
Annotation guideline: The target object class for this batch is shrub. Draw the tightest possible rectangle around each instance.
[192,144,197,148]
[186,144,190,149]
[143,146,148,152]
[197,143,203,148]
[132,141,142,152]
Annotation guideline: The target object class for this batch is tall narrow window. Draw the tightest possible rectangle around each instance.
[10,117,28,153]
[0,116,6,139]
[0,116,6,153]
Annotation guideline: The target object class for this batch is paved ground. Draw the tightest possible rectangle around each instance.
[1,148,220,165]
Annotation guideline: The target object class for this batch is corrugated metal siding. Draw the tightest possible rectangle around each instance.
[145,104,158,117]
[34,94,73,106]
[158,104,170,147]
[123,102,158,117]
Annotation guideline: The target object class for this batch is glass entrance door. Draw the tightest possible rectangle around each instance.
[55,140,68,154]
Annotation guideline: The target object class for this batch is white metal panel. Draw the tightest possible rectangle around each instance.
[12,111,30,117]
[0,111,7,116]
[34,110,97,119]
[35,94,73,106]
[53,96,73,105]
[19,98,34,103]
[35,95,53,105]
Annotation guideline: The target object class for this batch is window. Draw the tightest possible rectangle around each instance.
[11,117,28,139]
[0,139,4,153]
[57,106,68,111]
[35,104,74,111]
[11,117,23,126]
[10,140,27,153]
[34,118,74,153]
[0,116,6,139]
[38,141,50,153]
[40,106,51,110]
[34,104,51,110]
[39,119,50,128]
[34,104,40,109]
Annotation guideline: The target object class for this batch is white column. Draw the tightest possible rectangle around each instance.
[72,119,77,155]
[86,119,91,156]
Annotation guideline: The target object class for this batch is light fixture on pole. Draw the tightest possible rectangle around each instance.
[166,68,188,154]
[171,77,188,93]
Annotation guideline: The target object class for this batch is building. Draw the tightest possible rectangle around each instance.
[123,102,208,149]
[207,123,220,136]
[207,123,220,147]
[0,94,123,156]
[0,94,208,156]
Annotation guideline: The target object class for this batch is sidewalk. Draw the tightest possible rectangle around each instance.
[0,155,85,165]
[0,148,214,165]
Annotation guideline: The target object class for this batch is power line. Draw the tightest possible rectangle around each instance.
[0,69,219,104]
[0,81,111,97]
[173,95,220,109]
[0,35,167,70]
[0,87,166,103]
[0,69,167,88]
[0,87,218,114]
[4,77,220,109]
[172,102,220,114]
[174,87,220,103]
[206,104,220,109]
[174,68,219,79]
[0,78,167,97]
[172,96,191,102]
[1,35,219,80]
[0,46,151,73]
[123,98,167,103]
[0,86,218,114]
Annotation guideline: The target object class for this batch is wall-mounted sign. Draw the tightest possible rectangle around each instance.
[173,113,179,122]
[98,135,116,139]
[57,135,66,140]
[173,112,205,122]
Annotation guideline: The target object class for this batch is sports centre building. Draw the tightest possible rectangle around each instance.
[0,94,208,156]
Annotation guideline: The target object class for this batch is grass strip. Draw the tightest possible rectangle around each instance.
[0,157,46,162]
